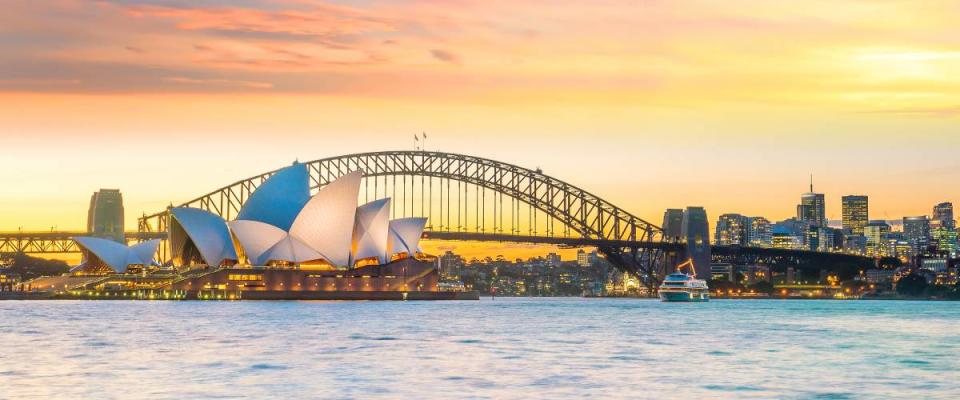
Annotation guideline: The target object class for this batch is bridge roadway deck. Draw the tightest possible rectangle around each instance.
[1,231,874,268]
[422,231,683,251]
[0,231,165,254]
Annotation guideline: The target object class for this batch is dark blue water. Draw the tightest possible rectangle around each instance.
[1,298,958,399]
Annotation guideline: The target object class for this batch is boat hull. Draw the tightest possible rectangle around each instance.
[659,291,710,302]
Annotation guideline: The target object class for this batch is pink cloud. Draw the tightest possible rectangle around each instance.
[1,0,957,104]
[127,3,398,39]
[430,49,461,64]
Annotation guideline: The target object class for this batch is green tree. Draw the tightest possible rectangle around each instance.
[1,253,70,280]
[878,257,902,270]
[896,273,928,297]
[747,281,774,294]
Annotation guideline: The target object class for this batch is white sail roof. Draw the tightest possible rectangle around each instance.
[387,217,428,258]
[129,239,162,266]
[352,198,391,265]
[170,207,237,267]
[236,163,310,231]
[260,234,326,264]
[289,171,362,267]
[73,236,159,273]
[228,220,288,266]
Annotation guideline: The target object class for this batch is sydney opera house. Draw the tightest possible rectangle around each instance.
[51,164,471,300]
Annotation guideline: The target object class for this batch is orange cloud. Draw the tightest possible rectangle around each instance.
[164,76,274,89]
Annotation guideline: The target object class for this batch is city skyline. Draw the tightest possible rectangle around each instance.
[4,3,960,399]
[2,0,960,235]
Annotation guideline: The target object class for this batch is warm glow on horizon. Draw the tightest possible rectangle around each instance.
[2,1,959,255]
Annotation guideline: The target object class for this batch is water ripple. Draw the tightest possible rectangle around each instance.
[1,298,958,399]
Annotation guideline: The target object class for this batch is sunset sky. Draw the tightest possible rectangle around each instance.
[2,1,959,260]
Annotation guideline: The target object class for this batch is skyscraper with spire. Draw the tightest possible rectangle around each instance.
[797,175,826,228]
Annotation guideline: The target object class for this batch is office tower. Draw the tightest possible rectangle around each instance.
[662,209,684,241]
[715,213,747,245]
[545,253,561,267]
[902,216,931,253]
[841,195,868,236]
[932,202,955,230]
[805,226,838,252]
[773,218,806,249]
[931,227,958,255]
[588,251,601,266]
[844,235,867,254]
[797,177,826,228]
[577,249,590,267]
[87,189,125,243]
[863,220,891,257]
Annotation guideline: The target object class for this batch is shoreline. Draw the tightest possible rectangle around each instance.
[0,290,480,301]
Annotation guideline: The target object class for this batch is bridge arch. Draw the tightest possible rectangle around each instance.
[140,151,662,241]
[138,151,669,286]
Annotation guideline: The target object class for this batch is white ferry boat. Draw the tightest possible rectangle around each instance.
[658,259,709,302]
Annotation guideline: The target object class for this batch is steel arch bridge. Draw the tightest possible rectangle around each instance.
[138,151,677,287]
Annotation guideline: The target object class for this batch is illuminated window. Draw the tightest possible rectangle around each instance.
[228,274,264,281]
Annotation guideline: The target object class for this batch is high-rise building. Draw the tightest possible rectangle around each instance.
[884,236,914,262]
[863,220,890,257]
[576,249,590,267]
[931,227,958,255]
[902,216,931,253]
[844,235,867,255]
[797,176,826,228]
[841,195,868,236]
[662,209,684,241]
[772,218,806,248]
[439,250,463,280]
[715,213,746,245]
[746,216,772,247]
[681,206,711,280]
[933,202,955,230]
[772,232,802,249]
[87,189,124,243]
[805,226,839,252]
[810,227,843,252]
[545,252,561,267]
[588,251,602,266]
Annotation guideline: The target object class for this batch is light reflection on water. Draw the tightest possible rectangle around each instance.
[1,298,958,399]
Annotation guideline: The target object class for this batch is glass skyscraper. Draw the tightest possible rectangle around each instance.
[933,202,955,230]
[797,178,826,228]
[902,216,931,253]
[863,220,890,257]
[841,195,868,236]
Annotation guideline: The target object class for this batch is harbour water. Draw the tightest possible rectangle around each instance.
[1,298,958,399]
